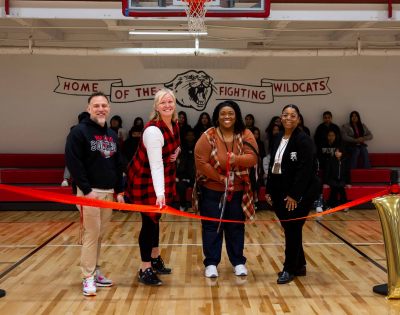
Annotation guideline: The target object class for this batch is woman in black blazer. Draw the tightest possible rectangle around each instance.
[265,104,319,284]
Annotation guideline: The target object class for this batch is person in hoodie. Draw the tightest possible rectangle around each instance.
[65,91,125,297]
[317,128,340,170]
[323,146,352,211]
[314,111,341,149]
[62,112,90,189]
[122,125,142,164]
[176,129,196,211]
[110,115,128,141]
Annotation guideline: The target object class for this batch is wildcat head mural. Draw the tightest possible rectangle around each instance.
[164,70,216,111]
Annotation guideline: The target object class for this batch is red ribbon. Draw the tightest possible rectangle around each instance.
[0,184,394,223]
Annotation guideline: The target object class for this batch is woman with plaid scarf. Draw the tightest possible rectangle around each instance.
[125,89,180,286]
[194,101,258,278]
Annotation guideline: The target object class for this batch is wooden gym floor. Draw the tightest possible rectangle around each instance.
[0,209,397,315]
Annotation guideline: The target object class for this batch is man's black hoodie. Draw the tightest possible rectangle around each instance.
[65,117,123,195]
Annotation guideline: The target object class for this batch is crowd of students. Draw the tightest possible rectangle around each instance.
[64,108,374,212]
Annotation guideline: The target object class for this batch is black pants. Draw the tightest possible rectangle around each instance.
[139,212,160,262]
[200,187,246,267]
[328,179,347,208]
[125,198,160,262]
[176,180,190,208]
[270,174,313,274]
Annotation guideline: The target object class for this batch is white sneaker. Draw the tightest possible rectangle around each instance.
[61,179,69,187]
[205,265,218,278]
[83,276,97,296]
[344,208,350,212]
[179,206,186,212]
[233,264,248,276]
[316,207,323,213]
[95,269,114,287]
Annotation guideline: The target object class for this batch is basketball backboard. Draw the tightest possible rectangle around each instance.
[122,0,270,18]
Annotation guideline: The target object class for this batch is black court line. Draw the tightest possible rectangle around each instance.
[0,222,75,280]
[316,220,387,273]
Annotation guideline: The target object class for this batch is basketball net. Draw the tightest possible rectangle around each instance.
[182,0,212,34]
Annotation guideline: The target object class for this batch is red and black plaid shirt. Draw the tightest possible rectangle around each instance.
[125,120,180,222]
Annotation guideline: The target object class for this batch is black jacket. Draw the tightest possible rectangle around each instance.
[324,157,351,184]
[266,127,319,203]
[314,122,341,148]
[122,137,140,163]
[65,117,123,195]
[317,139,339,170]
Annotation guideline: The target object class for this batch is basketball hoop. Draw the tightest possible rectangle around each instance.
[181,0,212,35]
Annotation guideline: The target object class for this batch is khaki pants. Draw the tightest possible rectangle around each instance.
[77,188,114,278]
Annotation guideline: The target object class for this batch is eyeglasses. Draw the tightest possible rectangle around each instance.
[281,114,298,120]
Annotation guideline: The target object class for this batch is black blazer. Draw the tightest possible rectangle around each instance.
[266,127,319,203]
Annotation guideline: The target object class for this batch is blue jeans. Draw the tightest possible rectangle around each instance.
[200,187,246,267]
[345,144,371,169]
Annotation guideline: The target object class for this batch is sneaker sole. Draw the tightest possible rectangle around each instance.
[205,274,218,278]
[137,277,162,286]
[95,282,114,287]
[83,292,97,296]
[153,269,171,275]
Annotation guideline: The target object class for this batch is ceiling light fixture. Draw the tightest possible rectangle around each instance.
[129,31,207,35]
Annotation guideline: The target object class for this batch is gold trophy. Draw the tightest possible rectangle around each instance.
[372,170,400,299]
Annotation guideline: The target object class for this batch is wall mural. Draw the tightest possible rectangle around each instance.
[54,70,332,111]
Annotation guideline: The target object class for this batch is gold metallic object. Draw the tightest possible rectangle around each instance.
[373,194,400,299]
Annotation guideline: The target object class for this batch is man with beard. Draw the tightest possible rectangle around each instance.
[65,91,125,296]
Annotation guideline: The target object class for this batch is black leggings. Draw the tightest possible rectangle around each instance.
[139,212,160,262]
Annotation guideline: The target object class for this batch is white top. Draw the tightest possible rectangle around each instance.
[117,128,128,141]
[272,138,289,174]
[143,126,165,197]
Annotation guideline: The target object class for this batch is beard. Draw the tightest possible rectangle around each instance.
[91,114,106,125]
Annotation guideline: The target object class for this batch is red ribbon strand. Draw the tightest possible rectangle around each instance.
[0,184,392,223]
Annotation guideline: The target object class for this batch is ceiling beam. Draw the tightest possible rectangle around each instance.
[330,21,377,41]
[11,18,63,40]
[263,21,291,46]
[103,20,128,40]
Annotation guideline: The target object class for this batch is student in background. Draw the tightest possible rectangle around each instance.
[317,129,340,171]
[176,129,196,211]
[178,111,192,141]
[341,111,373,169]
[264,116,282,149]
[110,115,128,141]
[193,112,212,141]
[122,125,142,163]
[265,122,283,153]
[298,114,310,137]
[314,111,341,148]
[245,114,256,133]
[323,146,351,212]
[263,124,281,186]
[133,117,144,131]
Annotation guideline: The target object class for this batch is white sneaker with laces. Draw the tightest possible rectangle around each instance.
[61,179,69,187]
[95,269,114,287]
[316,207,323,213]
[233,264,248,276]
[205,265,218,278]
[83,276,97,296]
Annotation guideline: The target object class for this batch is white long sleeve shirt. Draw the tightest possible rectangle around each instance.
[143,126,165,197]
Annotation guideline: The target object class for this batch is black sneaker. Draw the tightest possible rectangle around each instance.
[151,255,172,274]
[138,268,162,286]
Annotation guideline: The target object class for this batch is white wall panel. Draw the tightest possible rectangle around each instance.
[0,54,399,153]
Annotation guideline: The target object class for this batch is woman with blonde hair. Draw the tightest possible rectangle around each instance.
[125,89,180,286]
